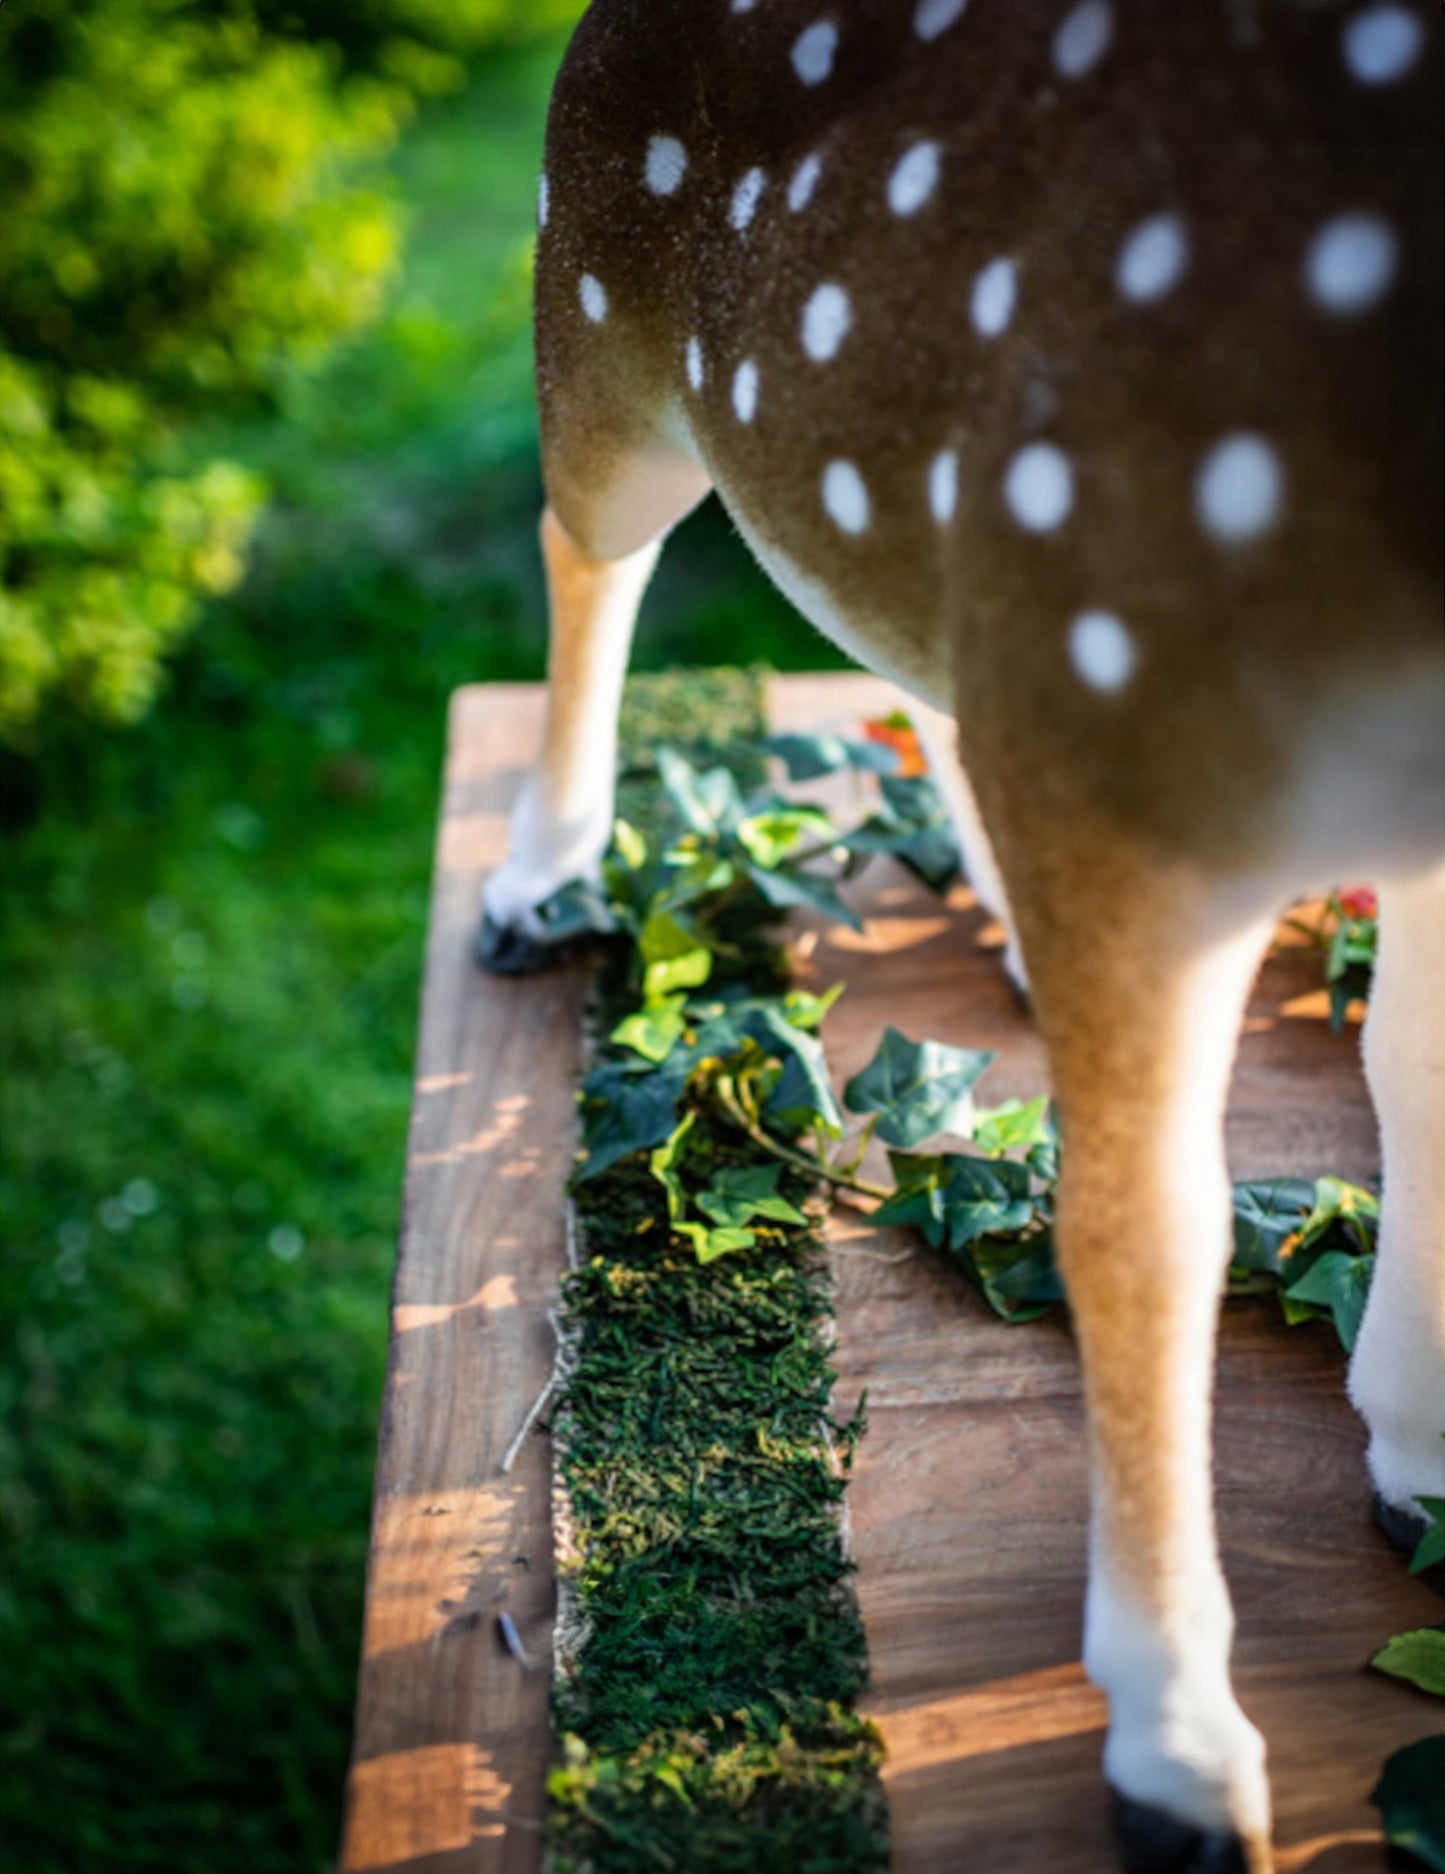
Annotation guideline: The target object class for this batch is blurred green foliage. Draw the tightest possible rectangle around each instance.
[1,32,832,1871]
[0,0,580,745]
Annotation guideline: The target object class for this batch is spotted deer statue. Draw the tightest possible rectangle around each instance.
[480,1,1443,1867]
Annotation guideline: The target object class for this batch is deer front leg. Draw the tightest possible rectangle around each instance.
[1349,866,1445,1563]
[1010,847,1277,1874]
[479,507,659,973]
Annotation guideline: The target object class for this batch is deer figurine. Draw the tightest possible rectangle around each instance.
[479,3,1443,1868]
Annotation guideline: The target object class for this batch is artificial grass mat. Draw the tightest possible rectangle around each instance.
[545,670,889,1873]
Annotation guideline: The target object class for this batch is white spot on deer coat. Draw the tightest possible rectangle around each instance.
[793,20,839,85]
[822,460,870,533]
[929,450,959,525]
[645,136,688,195]
[788,153,824,212]
[1053,0,1113,77]
[1069,611,1136,690]
[888,141,942,217]
[731,168,767,231]
[971,258,1017,337]
[1195,434,1283,542]
[579,274,607,323]
[801,283,851,361]
[537,172,549,228]
[1116,214,1188,302]
[686,336,704,391]
[1004,443,1073,531]
[914,0,968,40]
[1305,212,1399,313]
[1343,6,1424,84]
[732,359,760,423]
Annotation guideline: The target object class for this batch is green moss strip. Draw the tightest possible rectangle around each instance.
[546,670,889,1874]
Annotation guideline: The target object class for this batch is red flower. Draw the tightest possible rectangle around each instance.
[1337,886,1378,923]
[862,714,927,778]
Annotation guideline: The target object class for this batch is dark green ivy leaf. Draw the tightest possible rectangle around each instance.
[578,1056,689,1180]
[843,1027,995,1148]
[1411,1500,1445,1579]
[656,745,744,836]
[745,860,864,932]
[1370,1735,1445,1873]
[697,1163,808,1229]
[736,1003,844,1137]
[1282,1247,1373,1350]
[1230,1177,1316,1276]
[763,731,899,780]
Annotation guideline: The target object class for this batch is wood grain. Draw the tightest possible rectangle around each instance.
[344,675,1435,1874]
[769,672,1438,1874]
[340,686,586,1874]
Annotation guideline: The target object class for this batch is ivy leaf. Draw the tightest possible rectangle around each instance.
[532,878,617,942]
[780,983,843,1032]
[611,817,648,872]
[735,805,834,870]
[845,774,960,894]
[745,860,864,932]
[936,1154,1037,1250]
[973,1096,1053,1159]
[764,731,899,780]
[1410,1500,1445,1578]
[657,853,736,914]
[971,1231,1064,1316]
[579,1057,688,1179]
[734,1003,844,1137]
[611,994,688,1064]
[1300,1174,1379,1256]
[648,1112,695,1223]
[843,1027,995,1148]
[639,910,713,999]
[1282,1248,1373,1350]
[1231,1177,1315,1276]
[870,1152,950,1246]
[872,1150,1036,1251]
[1370,1735,1445,1873]
[697,1164,807,1229]
[1371,1628,1445,1699]
[656,746,743,836]
[689,1223,757,1264]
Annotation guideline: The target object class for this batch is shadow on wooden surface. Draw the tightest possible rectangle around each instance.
[341,676,1435,1874]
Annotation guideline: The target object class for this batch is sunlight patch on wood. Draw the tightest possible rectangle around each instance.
[342,1743,509,1869]
[1274,1830,1379,1871]
[361,1486,517,1659]
[872,1662,1107,1775]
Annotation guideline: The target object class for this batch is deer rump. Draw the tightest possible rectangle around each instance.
[488,5,1445,1873]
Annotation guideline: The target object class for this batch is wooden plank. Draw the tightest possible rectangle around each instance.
[768,673,1439,1874]
[341,686,585,1874]
[346,674,1434,1874]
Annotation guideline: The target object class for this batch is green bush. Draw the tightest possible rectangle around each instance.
[0,0,580,748]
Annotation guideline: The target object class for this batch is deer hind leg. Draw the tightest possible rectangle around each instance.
[994,823,1277,1872]
[479,419,710,973]
[1349,866,1445,1563]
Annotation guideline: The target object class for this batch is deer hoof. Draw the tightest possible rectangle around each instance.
[1374,1492,1444,1594]
[475,913,572,977]
[1110,1790,1249,1874]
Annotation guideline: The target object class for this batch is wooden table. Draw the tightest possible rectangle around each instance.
[339,677,1436,1874]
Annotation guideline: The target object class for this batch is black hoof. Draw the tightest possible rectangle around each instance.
[1374,1492,1445,1595]
[475,914,570,977]
[1110,1789,1249,1874]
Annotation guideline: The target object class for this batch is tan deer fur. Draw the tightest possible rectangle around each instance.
[484,4,1444,1869]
